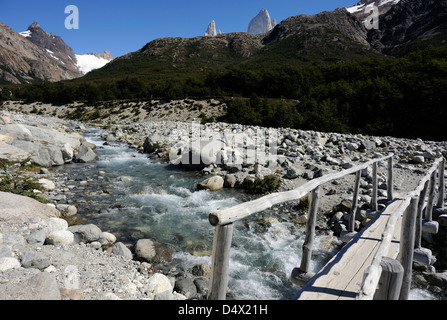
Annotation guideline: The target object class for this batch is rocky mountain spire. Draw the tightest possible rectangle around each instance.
[21,22,81,78]
[205,20,217,37]
[247,8,276,35]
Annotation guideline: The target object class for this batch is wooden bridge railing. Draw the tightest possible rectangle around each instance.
[207,153,395,300]
[357,157,445,300]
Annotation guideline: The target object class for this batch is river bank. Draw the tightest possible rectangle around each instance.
[1,100,447,300]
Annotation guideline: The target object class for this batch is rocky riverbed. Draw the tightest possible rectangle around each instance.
[1,100,447,300]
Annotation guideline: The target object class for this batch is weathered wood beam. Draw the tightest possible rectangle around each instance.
[208,223,234,300]
[373,257,404,300]
[300,187,320,273]
[398,197,418,300]
[209,154,393,226]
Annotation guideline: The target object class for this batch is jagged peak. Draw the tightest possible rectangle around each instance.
[28,22,41,30]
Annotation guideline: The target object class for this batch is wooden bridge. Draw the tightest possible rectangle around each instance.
[206,154,446,300]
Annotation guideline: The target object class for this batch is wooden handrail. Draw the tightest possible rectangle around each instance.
[209,154,394,226]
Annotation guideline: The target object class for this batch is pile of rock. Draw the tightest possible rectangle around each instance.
[108,120,447,198]
[0,111,97,166]
[0,195,212,300]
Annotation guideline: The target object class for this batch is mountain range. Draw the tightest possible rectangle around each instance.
[0,0,446,85]
[0,22,114,84]
[78,0,446,84]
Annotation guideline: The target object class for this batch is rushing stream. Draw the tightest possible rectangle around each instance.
[55,126,440,300]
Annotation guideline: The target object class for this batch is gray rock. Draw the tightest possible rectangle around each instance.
[194,277,210,297]
[69,224,103,243]
[12,140,65,166]
[224,174,237,188]
[0,257,21,271]
[20,251,51,270]
[286,166,301,179]
[112,242,133,259]
[192,263,211,277]
[27,272,61,300]
[26,228,47,245]
[427,272,447,288]
[47,217,68,233]
[74,144,98,163]
[197,175,224,191]
[61,143,74,163]
[145,273,174,296]
[38,178,56,191]
[45,230,74,246]
[411,155,425,164]
[174,277,197,299]
[0,191,60,225]
[134,238,172,263]
[0,244,12,258]
[2,233,26,250]
[361,140,376,150]
[154,290,175,300]
[56,204,77,217]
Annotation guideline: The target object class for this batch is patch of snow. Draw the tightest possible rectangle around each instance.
[346,4,366,13]
[347,0,401,13]
[19,30,32,38]
[379,0,401,5]
[75,54,111,74]
[45,49,54,54]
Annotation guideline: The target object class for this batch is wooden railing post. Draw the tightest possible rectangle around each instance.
[349,171,361,232]
[374,257,404,300]
[425,170,437,222]
[300,186,320,273]
[207,223,234,300]
[387,157,394,201]
[437,158,445,209]
[291,187,320,287]
[398,197,419,300]
[415,181,429,249]
[371,162,378,211]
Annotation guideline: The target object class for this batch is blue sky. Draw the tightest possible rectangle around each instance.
[2,0,358,58]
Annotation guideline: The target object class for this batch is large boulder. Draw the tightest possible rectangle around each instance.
[0,124,81,150]
[134,239,172,263]
[74,144,98,163]
[174,277,197,299]
[68,224,103,244]
[0,123,82,166]
[11,140,65,166]
[0,192,60,225]
[112,242,133,259]
[45,230,74,246]
[20,251,51,270]
[145,273,174,296]
[0,141,31,162]
[197,175,224,191]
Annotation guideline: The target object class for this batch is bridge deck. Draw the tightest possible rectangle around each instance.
[295,199,404,300]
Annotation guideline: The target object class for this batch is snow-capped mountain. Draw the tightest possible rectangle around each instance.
[0,21,114,83]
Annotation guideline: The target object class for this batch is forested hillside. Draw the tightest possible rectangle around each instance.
[2,45,445,141]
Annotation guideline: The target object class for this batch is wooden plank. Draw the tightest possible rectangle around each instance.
[296,199,403,300]
[340,212,403,300]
